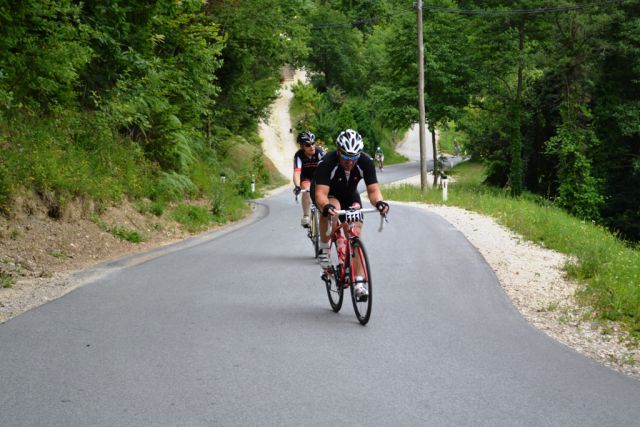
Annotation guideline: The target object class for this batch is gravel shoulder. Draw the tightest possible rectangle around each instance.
[409,202,640,380]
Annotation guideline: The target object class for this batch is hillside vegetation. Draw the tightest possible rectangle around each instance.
[2,1,638,240]
[0,0,305,221]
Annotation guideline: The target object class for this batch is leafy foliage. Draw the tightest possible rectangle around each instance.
[0,0,92,111]
[546,126,604,220]
[207,0,310,132]
[0,0,303,220]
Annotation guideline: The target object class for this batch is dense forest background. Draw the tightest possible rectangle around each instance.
[0,0,638,241]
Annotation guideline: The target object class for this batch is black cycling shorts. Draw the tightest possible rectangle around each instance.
[311,184,362,211]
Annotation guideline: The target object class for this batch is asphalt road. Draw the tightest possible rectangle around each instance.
[1,163,640,426]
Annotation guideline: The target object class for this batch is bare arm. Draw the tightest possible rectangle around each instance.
[366,183,383,206]
[366,183,389,214]
[293,170,301,187]
[315,184,333,213]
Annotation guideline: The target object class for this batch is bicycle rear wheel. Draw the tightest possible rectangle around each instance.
[323,241,344,312]
[349,238,372,325]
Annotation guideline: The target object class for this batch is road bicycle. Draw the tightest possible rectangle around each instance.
[295,189,320,258]
[321,207,386,325]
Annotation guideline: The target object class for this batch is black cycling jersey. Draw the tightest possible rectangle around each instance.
[293,147,325,182]
[311,150,378,208]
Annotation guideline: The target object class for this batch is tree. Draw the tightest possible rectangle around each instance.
[82,0,226,171]
[306,5,365,94]
[208,0,310,133]
[368,3,473,180]
[590,1,640,238]
[0,0,91,112]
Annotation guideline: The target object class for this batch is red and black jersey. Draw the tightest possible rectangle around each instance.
[311,150,378,207]
[293,147,325,182]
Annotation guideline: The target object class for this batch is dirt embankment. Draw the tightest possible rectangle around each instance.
[0,191,214,322]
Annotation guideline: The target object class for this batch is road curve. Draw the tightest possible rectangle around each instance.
[1,166,640,426]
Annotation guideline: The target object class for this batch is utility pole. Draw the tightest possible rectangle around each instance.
[416,0,428,192]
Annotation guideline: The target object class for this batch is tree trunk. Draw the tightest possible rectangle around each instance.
[431,126,438,187]
[510,17,525,196]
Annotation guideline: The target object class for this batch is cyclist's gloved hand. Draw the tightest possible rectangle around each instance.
[322,203,336,217]
[293,186,301,196]
[375,200,389,215]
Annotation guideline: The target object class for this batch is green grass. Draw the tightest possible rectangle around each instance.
[135,200,165,217]
[1,271,15,288]
[171,204,212,233]
[91,215,145,243]
[0,112,156,214]
[1,112,268,229]
[210,184,250,224]
[109,226,145,243]
[383,160,640,335]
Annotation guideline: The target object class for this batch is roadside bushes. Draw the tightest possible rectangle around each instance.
[0,112,156,212]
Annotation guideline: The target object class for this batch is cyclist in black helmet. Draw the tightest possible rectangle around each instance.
[293,131,325,227]
[311,129,389,301]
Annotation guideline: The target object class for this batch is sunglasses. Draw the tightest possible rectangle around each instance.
[340,153,360,161]
[303,143,315,147]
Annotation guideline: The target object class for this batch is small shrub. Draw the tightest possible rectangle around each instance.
[211,183,248,223]
[1,271,15,288]
[109,226,144,243]
[171,204,211,233]
[156,172,198,201]
[149,201,165,217]
[136,200,165,217]
[92,215,144,243]
[0,163,12,213]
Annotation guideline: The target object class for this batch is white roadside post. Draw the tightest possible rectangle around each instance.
[442,175,448,201]
[251,174,256,193]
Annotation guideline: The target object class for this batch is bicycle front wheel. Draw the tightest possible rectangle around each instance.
[311,209,320,258]
[349,238,372,325]
[324,241,344,312]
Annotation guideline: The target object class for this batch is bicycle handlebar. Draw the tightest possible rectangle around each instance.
[326,207,387,237]
[294,188,311,203]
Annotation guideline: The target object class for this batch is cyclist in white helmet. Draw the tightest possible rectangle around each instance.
[311,129,389,301]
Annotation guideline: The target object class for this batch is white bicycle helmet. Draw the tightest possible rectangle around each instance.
[336,129,364,157]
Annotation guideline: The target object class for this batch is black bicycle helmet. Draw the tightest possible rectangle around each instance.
[297,130,316,145]
[336,129,364,157]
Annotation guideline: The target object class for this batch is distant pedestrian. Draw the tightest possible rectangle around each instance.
[453,141,460,157]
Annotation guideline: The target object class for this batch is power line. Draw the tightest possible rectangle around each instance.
[420,0,626,15]
[311,9,412,30]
